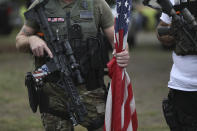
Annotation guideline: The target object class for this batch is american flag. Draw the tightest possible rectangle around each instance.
[32,64,49,82]
[104,0,138,130]
[58,17,65,22]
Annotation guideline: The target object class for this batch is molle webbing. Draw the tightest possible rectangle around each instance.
[43,0,97,41]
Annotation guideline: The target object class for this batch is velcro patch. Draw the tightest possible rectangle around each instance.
[80,10,93,19]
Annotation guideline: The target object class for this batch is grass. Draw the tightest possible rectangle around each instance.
[0,29,19,46]
[0,31,172,131]
[0,53,42,131]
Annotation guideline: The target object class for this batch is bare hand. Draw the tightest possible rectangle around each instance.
[113,49,130,68]
[29,36,53,58]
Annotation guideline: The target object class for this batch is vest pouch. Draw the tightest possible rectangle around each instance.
[87,37,102,68]
[68,24,82,40]
[175,40,194,55]
[85,37,105,91]
[97,32,111,68]
[68,24,84,62]
[174,30,197,55]
[171,16,197,55]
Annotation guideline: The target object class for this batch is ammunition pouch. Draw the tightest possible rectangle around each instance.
[174,29,197,55]
[174,40,197,56]
[85,36,105,90]
[25,72,39,113]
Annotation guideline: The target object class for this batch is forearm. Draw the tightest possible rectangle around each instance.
[16,25,35,53]
[16,35,31,52]
[125,43,129,51]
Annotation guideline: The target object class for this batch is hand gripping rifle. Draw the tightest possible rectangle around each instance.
[24,0,87,126]
[144,0,197,54]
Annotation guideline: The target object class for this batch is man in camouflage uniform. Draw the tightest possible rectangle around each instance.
[16,0,130,130]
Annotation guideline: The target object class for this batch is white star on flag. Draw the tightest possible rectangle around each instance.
[124,13,127,19]
[115,12,119,18]
[128,6,131,11]
[117,2,121,7]
[125,1,128,7]
[126,18,130,24]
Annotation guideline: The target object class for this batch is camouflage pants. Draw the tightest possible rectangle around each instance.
[40,83,106,131]
[41,113,104,131]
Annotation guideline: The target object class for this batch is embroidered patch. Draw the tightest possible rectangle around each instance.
[48,17,52,22]
[48,17,65,23]
[80,10,93,19]
[57,17,65,22]
[81,0,88,9]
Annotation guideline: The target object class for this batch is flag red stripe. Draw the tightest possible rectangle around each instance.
[117,30,124,53]
[132,110,138,131]
[130,83,138,131]
[123,78,132,130]
[111,63,122,130]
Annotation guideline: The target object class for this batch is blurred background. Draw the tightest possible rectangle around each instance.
[0,0,172,130]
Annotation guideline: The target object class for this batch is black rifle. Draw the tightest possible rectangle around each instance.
[144,0,197,54]
[24,0,87,126]
[143,0,161,11]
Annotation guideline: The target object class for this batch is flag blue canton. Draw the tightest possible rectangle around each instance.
[115,0,132,35]
[41,64,49,73]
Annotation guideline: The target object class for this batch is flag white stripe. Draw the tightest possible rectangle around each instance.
[116,33,119,47]
[125,71,136,114]
[131,97,136,114]
[127,121,133,131]
[123,33,128,50]
[33,72,46,77]
[121,72,128,128]
[105,83,112,131]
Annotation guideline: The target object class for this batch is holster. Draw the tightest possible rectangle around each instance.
[162,90,180,131]
[25,72,39,113]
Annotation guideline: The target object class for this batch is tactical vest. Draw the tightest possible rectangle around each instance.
[36,0,107,90]
[44,0,97,40]
[172,0,197,55]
